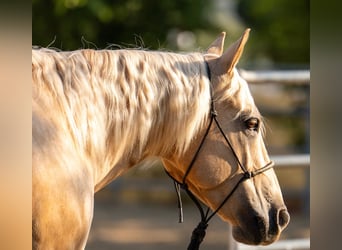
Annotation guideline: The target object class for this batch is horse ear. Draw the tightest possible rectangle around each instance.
[219,29,250,74]
[206,32,226,57]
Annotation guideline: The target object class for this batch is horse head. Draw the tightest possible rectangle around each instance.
[163,29,290,245]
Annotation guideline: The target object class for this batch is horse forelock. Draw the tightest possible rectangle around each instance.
[32,48,211,171]
[213,68,266,137]
[213,69,257,115]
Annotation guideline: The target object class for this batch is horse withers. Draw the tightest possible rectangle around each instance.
[32,29,289,249]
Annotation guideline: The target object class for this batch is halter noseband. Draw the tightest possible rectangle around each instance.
[165,61,274,250]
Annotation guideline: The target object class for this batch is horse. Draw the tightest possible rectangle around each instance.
[32,29,290,249]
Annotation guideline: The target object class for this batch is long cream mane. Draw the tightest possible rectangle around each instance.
[32,48,213,177]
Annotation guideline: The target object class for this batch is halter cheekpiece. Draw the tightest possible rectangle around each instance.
[165,60,274,250]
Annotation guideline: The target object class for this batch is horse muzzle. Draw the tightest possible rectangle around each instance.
[232,207,290,245]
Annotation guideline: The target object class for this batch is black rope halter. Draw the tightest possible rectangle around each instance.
[165,60,274,250]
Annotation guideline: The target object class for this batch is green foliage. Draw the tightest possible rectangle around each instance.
[237,0,309,66]
[32,0,215,50]
[33,0,309,65]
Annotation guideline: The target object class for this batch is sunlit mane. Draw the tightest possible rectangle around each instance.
[32,48,213,168]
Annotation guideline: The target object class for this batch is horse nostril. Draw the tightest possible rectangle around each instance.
[278,208,290,229]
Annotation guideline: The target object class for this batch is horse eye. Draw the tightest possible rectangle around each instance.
[245,118,259,131]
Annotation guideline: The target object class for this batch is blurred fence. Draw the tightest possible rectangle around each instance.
[240,70,310,85]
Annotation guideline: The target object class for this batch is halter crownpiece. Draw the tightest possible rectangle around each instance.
[165,61,274,250]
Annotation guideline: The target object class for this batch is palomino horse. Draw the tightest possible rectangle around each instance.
[32,29,289,249]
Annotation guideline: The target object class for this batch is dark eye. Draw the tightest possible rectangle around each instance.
[245,118,259,131]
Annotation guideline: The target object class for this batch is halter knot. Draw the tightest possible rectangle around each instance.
[210,109,218,117]
[244,171,253,179]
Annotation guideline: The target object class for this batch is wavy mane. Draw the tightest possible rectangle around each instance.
[32,48,214,170]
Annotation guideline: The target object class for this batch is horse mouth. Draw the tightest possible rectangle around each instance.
[231,208,290,245]
[232,226,279,245]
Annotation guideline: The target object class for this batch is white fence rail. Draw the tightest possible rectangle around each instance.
[240,70,310,85]
[271,154,310,168]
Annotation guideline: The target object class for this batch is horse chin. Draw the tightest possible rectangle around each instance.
[232,225,280,246]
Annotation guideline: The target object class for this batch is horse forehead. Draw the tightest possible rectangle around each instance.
[228,70,256,112]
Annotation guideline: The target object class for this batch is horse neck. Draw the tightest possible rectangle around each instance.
[82,49,211,189]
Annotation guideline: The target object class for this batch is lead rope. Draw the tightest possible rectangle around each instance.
[173,181,183,223]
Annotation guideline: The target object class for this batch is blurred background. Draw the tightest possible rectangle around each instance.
[32,0,309,249]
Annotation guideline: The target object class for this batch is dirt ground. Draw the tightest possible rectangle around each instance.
[86,183,310,250]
